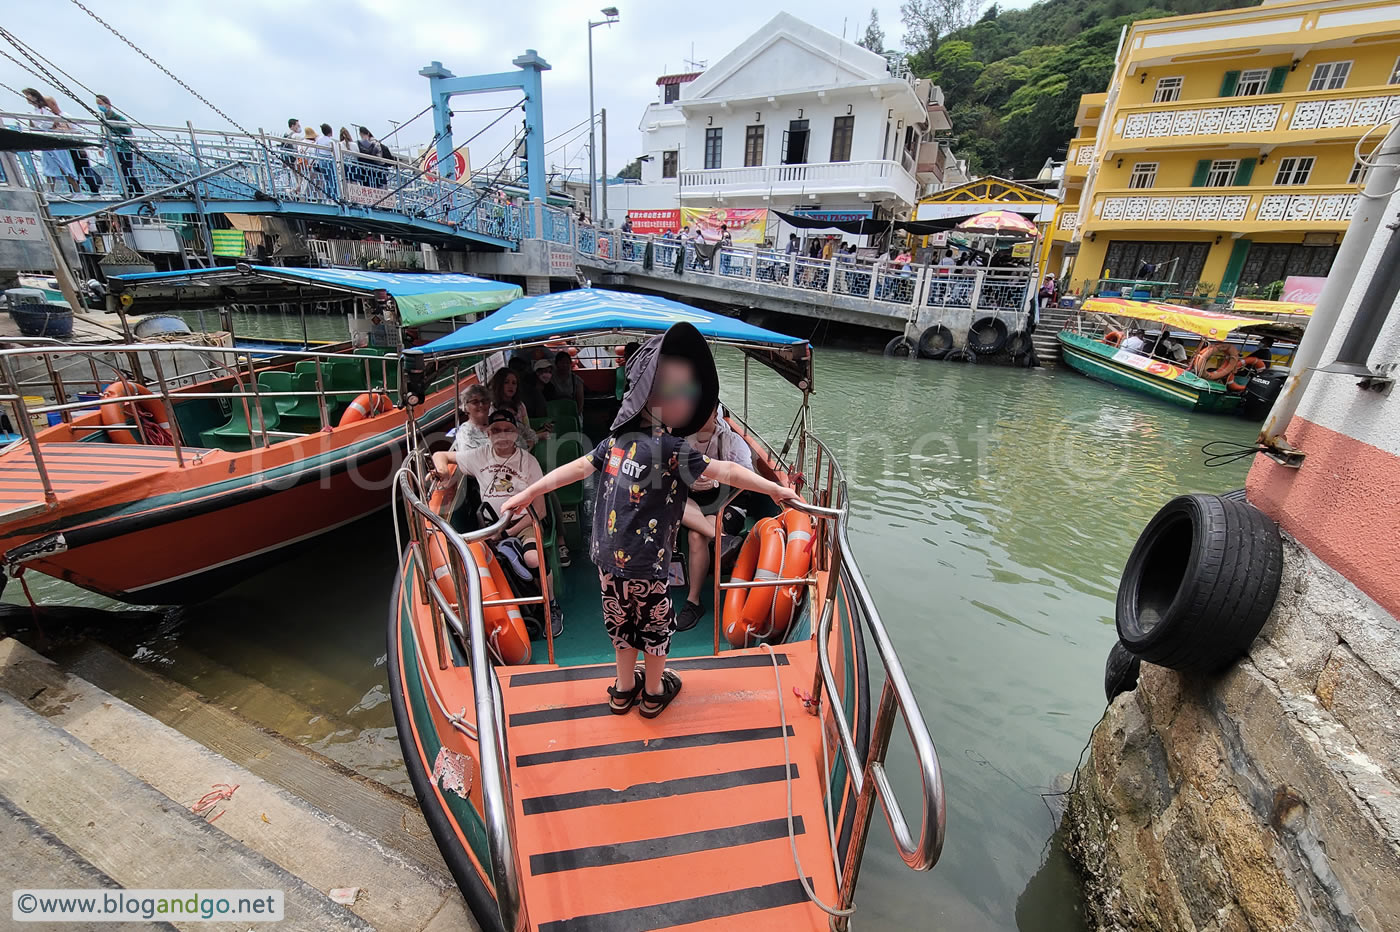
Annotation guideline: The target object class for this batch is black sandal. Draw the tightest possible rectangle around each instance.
[639,670,683,719]
[607,669,645,714]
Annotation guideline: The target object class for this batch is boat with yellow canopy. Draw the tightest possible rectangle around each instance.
[1057,296,1305,413]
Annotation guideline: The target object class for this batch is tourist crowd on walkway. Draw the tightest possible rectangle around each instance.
[279,118,401,197]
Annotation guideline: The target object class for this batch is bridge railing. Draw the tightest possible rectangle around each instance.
[2,111,525,244]
[573,230,1032,317]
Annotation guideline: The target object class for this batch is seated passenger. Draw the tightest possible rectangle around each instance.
[676,403,753,632]
[548,350,585,414]
[1155,332,1189,364]
[489,366,542,447]
[449,383,492,452]
[432,409,544,570]
[1244,336,1275,362]
[614,340,640,401]
[1121,328,1147,353]
[506,356,549,419]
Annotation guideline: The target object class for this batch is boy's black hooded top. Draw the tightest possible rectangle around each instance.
[586,322,721,579]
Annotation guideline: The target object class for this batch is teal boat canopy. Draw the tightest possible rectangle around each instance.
[417,288,808,354]
[110,265,523,326]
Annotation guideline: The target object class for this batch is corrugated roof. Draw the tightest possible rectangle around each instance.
[655,72,702,86]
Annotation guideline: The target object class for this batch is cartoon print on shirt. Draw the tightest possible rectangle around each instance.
[487,472,516,496]
[629,483,643,505]
[607,509,617,534]
[643,518,657,544]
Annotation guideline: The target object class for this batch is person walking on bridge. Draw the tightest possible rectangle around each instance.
[95,94,143,195]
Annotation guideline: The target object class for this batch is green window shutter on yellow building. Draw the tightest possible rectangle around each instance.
[1219,71,1240,97]
[1191,160,1212,186]
[1234,158,1256,186]
[1265,67,1288,94]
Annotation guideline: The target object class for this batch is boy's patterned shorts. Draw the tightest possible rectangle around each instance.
[598,571,675,657]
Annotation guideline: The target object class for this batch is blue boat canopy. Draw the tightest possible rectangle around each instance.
[110,265,522,326]
[417,288,807,354]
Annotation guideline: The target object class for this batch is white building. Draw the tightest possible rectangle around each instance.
[608,12,953,230]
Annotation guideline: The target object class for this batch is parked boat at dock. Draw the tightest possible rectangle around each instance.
[0,266,520,603]
[1058,296,1305,414]
[387,288,944,930]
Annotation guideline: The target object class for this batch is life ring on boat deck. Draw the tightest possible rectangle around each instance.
[338,390,390,427]
[469,541,532,666]
[1191,342,1241,383]
[422,529,532,665]
[770,509,815,635]
[1227,356,1267,392]
[723,516,786,647]
[1103,330,1124,347]
[100,381,172,445]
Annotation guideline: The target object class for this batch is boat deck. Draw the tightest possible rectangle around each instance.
[499,645,839,931]
[0,442,188,521]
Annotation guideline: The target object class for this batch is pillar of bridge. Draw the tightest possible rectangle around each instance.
[524,276,550,296]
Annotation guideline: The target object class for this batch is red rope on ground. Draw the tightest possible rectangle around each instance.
[191,783,239,823]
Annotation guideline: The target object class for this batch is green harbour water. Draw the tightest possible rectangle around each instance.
[12,309,1262,930]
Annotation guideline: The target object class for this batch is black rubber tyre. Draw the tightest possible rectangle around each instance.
[967,317,1009,355]
[1005,330,1033,357]
[1104,640,1141,702]
[883,336,916,358]
[917,325,955,360]
[945,347,977,363]
[1115,494,1283,674]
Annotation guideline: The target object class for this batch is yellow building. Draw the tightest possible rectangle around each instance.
[1059,0,1400,300]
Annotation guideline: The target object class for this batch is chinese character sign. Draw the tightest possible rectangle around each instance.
[680,207,769,245]
[0,211,42,241]
[625,209,681,235]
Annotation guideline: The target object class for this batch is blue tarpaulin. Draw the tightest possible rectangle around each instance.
[416,288,808,354]
[111,266,522,325]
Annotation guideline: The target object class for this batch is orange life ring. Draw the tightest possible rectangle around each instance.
[100,381,171,445]
[338,390,390,426]
[1191,342,1241,383]
[1103,330,1124,347]
[723,516,787,647]
[422,528,532,666]
[1227,356,1268,392]
[770,509,814,636]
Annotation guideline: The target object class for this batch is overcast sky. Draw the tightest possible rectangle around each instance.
[1,0,1033,181]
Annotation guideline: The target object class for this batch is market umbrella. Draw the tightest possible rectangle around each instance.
[955,210,1040,238]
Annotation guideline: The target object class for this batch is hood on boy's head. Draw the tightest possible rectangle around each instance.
[610,321,719,437]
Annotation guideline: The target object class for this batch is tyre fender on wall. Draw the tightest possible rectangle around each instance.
[1115,493,1283,674]
[883,336,916,358]
[967,317,1009,355]
[917,325,955,360]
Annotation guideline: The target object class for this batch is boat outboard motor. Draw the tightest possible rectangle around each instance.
[1241,367,1290,419]
[402,349,428,407]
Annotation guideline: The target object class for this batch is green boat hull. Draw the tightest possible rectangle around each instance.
[1057,331,1241,413]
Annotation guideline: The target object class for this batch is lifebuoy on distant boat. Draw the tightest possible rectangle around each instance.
[100,381,172,445]
[1192,342,1241,383]
[1103,330,1124,347]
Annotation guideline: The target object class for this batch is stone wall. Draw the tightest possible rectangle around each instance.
[1066,534,1400,932]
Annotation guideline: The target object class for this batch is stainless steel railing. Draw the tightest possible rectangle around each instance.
[0,341,423,505]
[394,463,530,932]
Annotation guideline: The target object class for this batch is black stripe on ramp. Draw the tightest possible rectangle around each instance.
[507,652,788,687]
[530,816,803,875]
[514,724,794,767]
[521,763,798,815]
[537,877,813,932]
[509,703,615,727]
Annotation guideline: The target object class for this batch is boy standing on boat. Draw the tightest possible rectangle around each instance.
[504,322,798,718]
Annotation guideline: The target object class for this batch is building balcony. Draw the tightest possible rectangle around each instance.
[1106,85,1400,151]
[1066,138,1097,178]
[1050,205,1082,241]
[1083,183,1360,233]
[677,159,919,206]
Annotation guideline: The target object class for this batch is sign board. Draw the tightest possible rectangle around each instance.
[549,245,576,275]
[1011,242,1033,259]
[1112,348,1184,380]
[914,203,1054,222]
[681,207,769,245]
[1282,275,1326,304]
[421,147,470,180]
[0,210,41,241]
[626,209,681,235]
[792,208,872,223]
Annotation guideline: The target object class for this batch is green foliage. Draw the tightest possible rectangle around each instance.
[913,0,1255,178]
[616,158,642,180]
[858,8,886,53]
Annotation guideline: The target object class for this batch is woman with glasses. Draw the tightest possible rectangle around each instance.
[449,384,495,452]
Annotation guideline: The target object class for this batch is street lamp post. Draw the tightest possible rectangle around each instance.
[587,6,619,225]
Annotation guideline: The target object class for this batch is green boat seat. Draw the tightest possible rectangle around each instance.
[352,346,386,356]
[546,398,581,423]
[280,371,326,424]
[201,388,281,450]
[256,371,298,416]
